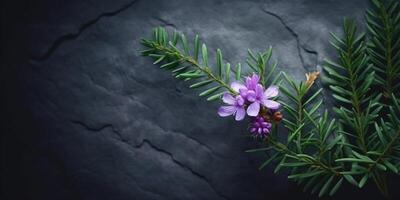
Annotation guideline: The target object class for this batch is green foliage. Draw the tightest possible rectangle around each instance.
[251,73,346,197]
[324,18,381,153]
[140,27,277,101]
[320,0,400,196]
[367,0,400,99]
[140,0,399,197]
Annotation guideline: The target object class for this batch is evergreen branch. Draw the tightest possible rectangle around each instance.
[367,0,400,98]
[270,72,346,196]
[141,27,279,100]
[141,27,239,100]
[324,18,379,153]
[325,6,400,195]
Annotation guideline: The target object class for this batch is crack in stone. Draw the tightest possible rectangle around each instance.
[147,120,229,159]
[261,8,318,70]
[154,17,177,29]
[261,7,333,116]
[71,120,230,200]
[302,45,319,68]
[133,139,230,200]
[31,0,139,61]
[47,122,161,198]
[172,129,227,158]
[70,120,164,197]
[82,73,151,110]
[89,75,229,159]
[71,120,127,142]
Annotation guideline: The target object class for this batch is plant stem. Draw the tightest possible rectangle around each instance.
[379,3,394,97]
[295,92,304,153]
[152,42,237,94]
[267,138,341,176]
[345,40,368,153]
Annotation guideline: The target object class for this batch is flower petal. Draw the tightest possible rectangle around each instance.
[236,95,245,106]
[255,84,264,96]
[222,93,235,105]
[245,77,252,88]
[231,82,246,93]
[264,85,279,98]
[246,74,260,90]
[239,88,248,98]
[262,99,280,109]
[251,74,260,83]
[218,106,236,117]
[235,107,246,121]
[247,102,260,116]
[246,90,256,102]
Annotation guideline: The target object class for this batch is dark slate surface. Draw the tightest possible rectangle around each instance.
[3,0,399,199]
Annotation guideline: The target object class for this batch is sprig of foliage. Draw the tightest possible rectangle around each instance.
[367,0,400,99]
[324,18,380,153]
[141,27,235,100]
[140,27,276,101]
[254,73,346,197]
[322,0,400,196]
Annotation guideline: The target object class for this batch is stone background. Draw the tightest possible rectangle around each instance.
[2,0,399,199]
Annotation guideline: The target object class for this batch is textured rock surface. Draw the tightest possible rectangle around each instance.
[4,0,398,199]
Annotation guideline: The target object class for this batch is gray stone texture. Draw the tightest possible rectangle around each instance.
[4,0,397,199]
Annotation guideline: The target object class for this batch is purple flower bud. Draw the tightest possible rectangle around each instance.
[249,116,272,137]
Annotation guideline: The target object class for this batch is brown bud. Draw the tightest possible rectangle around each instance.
[305,71,320,89]
[272,111,283,122]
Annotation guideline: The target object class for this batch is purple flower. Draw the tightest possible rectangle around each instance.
[218,93,246,121]
[231,74,280,117]
[250,116,272,137]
